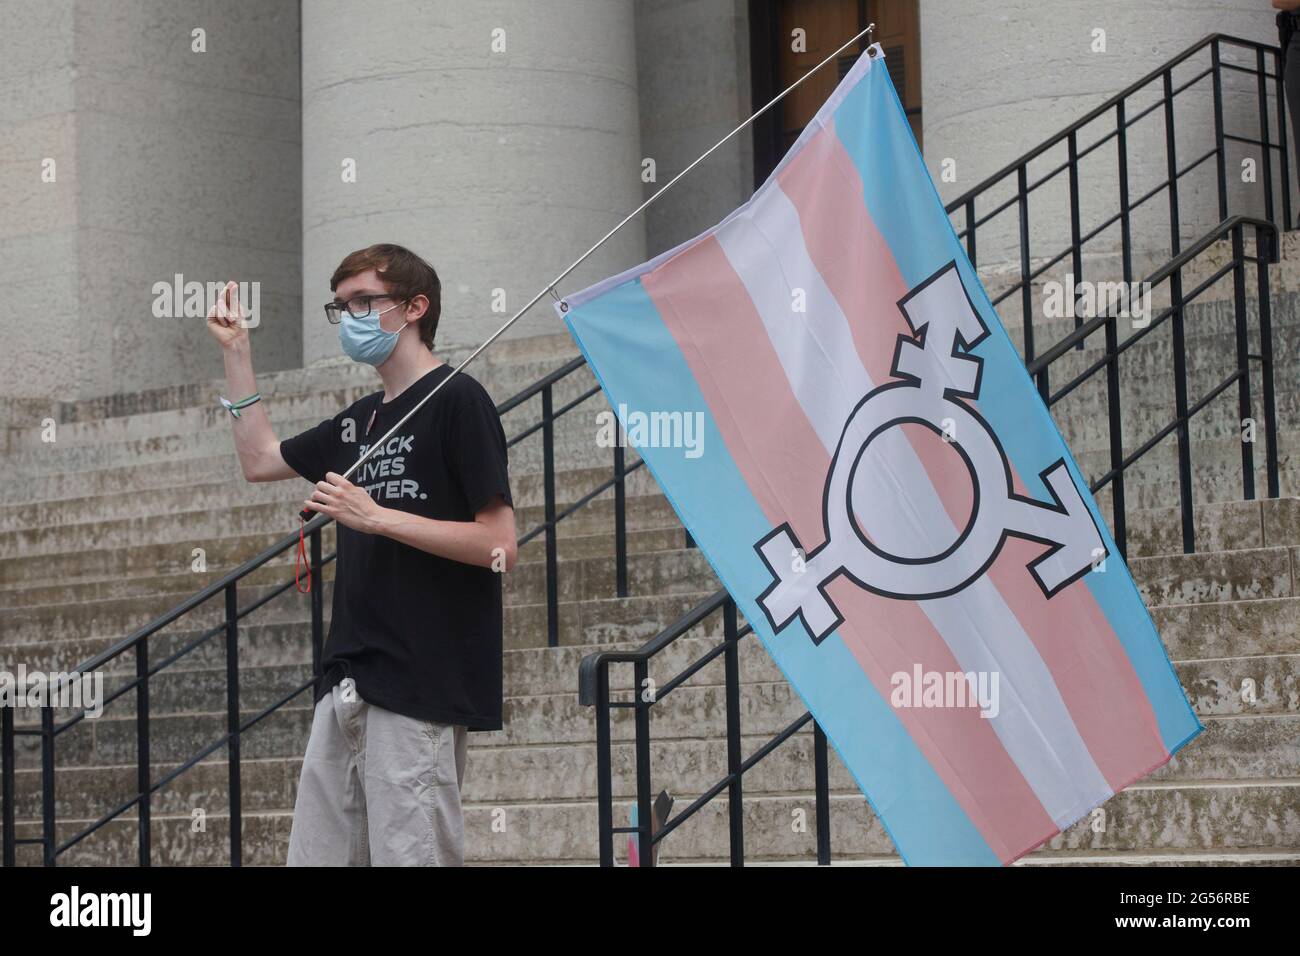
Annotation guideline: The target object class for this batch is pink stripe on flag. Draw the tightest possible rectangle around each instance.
[780,119,1172,787]
[643,236,1056,860]
[987,502,1172,786]
[775,121,975,533]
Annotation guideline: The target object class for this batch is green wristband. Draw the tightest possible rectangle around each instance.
[219,392,261,419]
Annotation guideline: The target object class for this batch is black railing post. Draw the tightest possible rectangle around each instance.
[963,197,977,268]
[594,664,614,867]
[1170,281,1194,555]
[1211,39,1229,221]
[2,705,14,866]
[1231,225,1256,500]
[1255,225,1280,498]
[723,599,744,866]
[40,702,54,866]
[1274,48,1293,230]
[224,583,242,867]
[613,441,628,598]
[135,641,151,866]
[1116,100,1134,314]
[813,721,831,865]
[633,659,653,867]
[309,527,324,677]
[1104,314,1127,557]
[1163,70,1182,251]
[1067,130,1083,350]
[1165,69,1195,553]
[541,385,560,647]
[1257,47,1276,228]
[1017,164,1037,376]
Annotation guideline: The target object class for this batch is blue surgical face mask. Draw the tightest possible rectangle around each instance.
[339,301,405,365]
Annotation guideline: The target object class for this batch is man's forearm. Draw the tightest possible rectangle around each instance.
[222,340,283,481]
[369,507,517,571]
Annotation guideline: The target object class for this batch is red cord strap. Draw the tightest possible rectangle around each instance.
[295,516,312,594]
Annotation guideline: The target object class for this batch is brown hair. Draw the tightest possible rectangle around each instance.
[330,243,442,349]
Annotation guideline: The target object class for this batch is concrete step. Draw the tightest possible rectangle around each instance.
[1155,597,1300,660]
[10,778,1297,865]
[0,497,683,593]
[0,354,598,455]
[0,462,663,561]
[0,581,328,648]
[0,527,701,626]
[0,543,721,643]
[7,650,1297,771]
[0,464,664,537]
[3,492,1290,601]
[1125,497,1299,558]
[1,576,724,666]
[8,642,1296,776]
[1131,545,1298,607]
[3,534,1294,647]
[0,440,659,515]
[0,405,622,483]
[2,489,1291,666]
[22,554,1289,671]
[7,708,1295,832]
[1085,453,1295,512]
[1029,327,1294,395]
[6,623,724,713]
[0,526,689,608]
[1001,285,1297,358]
[3,384,386,454]
[0,332,579,429]
[1052,387,1300,456]
[9,574,1298,725]
[7,587,1289,863]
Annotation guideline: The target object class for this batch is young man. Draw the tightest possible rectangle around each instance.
[205,243,516,866]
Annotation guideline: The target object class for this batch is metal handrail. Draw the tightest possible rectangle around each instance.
[42,514,333,698]
[1029,216,1281,553]
[946,34,1277,213]
[943,34,1290,371]
[1025,215,1278,374]
[578,589,730,706]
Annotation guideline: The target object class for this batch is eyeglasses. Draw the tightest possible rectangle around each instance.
[324,294,405,325]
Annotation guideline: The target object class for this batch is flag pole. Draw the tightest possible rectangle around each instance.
[301,21,877,520]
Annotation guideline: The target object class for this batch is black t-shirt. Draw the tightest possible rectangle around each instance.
[279,364,512,732]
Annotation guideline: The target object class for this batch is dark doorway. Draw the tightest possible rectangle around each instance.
[750,0,921,189]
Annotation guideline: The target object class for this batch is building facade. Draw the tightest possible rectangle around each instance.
[0,0,1283,399]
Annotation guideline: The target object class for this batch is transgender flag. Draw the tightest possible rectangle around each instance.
[555,45,1201,865]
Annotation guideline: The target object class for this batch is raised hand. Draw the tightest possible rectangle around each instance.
[206,280,251,349]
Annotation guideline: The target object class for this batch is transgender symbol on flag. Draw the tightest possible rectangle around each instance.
[753,261,1109,645]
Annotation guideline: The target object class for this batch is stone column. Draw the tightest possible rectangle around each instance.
[0,0,301,399]
[300,0,646,366]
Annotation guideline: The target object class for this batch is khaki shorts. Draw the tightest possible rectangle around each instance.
[286,679,469,866]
